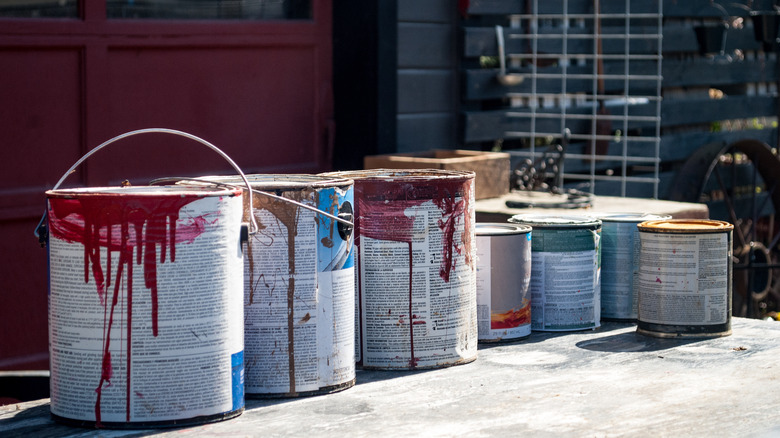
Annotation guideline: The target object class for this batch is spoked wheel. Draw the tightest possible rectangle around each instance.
[670,139,780,319]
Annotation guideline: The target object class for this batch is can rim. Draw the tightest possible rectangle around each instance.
[476,223,532,235]
[509,213,601,228]
[637,218,734,232]
[593,212,672,223]
[322,168,475,181]
[46,185,241,197]
[192,174,354,190]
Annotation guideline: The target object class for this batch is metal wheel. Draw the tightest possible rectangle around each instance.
[670,139,780,318]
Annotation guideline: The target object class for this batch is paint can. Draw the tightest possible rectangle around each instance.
[40,129,249,428]
[323,169,477,370]
[475,223,533,343]
[508,214,601,331]
[595,213,671,322]
[636,219,734,338]
[193,174,356,397]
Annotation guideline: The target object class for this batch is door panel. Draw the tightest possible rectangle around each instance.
[0,1,332,370]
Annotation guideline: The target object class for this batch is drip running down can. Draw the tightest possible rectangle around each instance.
[476,223,533,343]
[509,214,602,331]
[200,174,356,397]
[636,219,734,338]
[324,169,478,370]
[595,213,671,321]
[46,186,245,428]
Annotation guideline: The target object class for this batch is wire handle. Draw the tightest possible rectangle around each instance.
[36,128,259,245]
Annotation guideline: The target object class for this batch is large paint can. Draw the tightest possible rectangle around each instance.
[324,169,477,370]
[475,223,533,343]
[199,174,356,397]
[596,213,671,321]
[41,129,247,428]
[508,214,601,331]
[636,219,734,338]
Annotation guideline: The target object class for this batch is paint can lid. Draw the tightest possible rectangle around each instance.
[322,168,475,182]
[637,219,734,233]
[169,174,354,191]
[46,185,241,198]
[476,223,532,236]
[592,212,672,223]
[509,213,601,228]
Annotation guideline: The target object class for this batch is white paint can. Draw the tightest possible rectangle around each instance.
[476,223,533,342]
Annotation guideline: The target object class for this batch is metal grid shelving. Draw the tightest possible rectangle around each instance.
[501,0,664,198]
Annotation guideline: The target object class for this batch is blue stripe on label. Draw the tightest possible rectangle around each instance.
[231,351,244,411]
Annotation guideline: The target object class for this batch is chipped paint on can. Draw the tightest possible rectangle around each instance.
[637,219,733,338]
[595,213,671,321]
[205,174,356,397]
[46,185,245,428]
[324,169,477,370]
[508,214,602,332]
[476,223,533,343]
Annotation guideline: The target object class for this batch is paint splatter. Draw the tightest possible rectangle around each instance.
[48,192,221,425]
[353,175,473,369]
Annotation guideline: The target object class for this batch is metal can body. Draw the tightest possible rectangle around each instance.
[476,223,533,342]
[596,213,671,321]
[637,219,733,338]
[46,186,245,428]
[509,214,602,332]
[210,174,356,397]
[326,169,478,370]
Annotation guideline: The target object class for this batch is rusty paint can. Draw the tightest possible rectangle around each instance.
[595,213,671,322]
[36,128,256,429]
[41,130,249,428]
[476,223,533,343]
[199,174,356,397]
[46,186,246,428]
[508,214,602,332]
[323,169,477,370]
[636,219,734,338]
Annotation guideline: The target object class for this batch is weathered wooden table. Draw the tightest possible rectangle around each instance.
[3,317,779,437]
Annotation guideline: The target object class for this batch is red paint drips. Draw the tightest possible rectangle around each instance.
[48,193,213,425]
[353,176,473,369]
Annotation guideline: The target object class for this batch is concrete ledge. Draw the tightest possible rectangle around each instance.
[2,317,779,437]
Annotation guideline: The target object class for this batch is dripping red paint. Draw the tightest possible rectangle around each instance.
[353,177,472,368]
[48,193,214,425]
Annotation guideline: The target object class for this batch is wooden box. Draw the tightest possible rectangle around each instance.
[364,150,510,199]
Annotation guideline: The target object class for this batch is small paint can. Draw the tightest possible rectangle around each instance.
[508,214,601,331]
[595,213,671,321]
[323,169,477,370]
[42,129,250,428]
[196,174,356,397]
[636,219,734,338]
[475,223,533,343]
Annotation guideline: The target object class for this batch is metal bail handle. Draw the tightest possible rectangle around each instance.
[35,128,260,246]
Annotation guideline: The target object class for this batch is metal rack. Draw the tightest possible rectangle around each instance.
[501,0,664,198]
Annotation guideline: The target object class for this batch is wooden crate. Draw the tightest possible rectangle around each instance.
[364,150,510,199]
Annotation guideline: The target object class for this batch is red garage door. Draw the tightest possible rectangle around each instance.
[0,0,333,370]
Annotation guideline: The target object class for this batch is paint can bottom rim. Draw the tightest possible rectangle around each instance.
[637,322,732,339]
[478,333,531,344]
[359,355,477,371]
[601,317,638,323]
[51,407,243,429]
[532,325,601,333]
[246,378,356,399]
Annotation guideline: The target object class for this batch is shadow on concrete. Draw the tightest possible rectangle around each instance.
[575,331,704,353]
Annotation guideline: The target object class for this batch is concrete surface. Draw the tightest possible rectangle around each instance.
[2,317,780,437]
[475,192,710,223]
